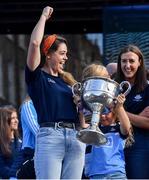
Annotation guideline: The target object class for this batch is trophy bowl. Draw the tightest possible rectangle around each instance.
[72,76,131,146]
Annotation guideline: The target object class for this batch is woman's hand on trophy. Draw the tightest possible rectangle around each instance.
[73,95,83,112]
[78,110,90,129]
[73,95,90,129]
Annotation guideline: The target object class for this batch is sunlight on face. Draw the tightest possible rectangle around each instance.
[121,52,141,83]
[10,111,18,131]
[100,112,116,126]
[48,43,68,75]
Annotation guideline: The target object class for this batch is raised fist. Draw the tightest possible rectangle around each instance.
[42,6,53,20]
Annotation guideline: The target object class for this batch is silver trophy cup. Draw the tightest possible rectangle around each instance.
[72,76,131,146]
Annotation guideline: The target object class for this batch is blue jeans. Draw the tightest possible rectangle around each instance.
[34,127,86,179]
[90,172,127,179]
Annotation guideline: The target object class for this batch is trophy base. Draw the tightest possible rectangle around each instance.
[76,128,107,146]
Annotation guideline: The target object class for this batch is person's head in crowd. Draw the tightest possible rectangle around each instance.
[82,63,110,81]
[40,34,77,87]
[0,106,19,157]
[101,107,116,126]
[106,62,117,79]
[40,34,68,75]
[115,44,147,93]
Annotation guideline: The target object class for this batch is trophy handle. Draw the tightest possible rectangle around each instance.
[119,81,131,96]
[72,82,82,96]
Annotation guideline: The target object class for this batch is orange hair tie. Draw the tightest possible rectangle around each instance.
[42,34,57,56]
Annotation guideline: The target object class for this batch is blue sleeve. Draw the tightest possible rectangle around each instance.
[21,100,39,136]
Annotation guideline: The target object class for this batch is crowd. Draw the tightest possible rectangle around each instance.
[0,5,149,180]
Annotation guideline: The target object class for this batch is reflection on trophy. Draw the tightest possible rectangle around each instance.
[72,76,131,146]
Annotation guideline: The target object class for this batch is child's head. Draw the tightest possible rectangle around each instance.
[82,63,109,80]
[100,107,117,126]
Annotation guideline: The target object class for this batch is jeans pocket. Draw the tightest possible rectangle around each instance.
[37,128,54,138]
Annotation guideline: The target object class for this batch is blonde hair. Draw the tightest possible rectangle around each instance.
[60,71,77,86]
[82,63,109,80]
[125,127,134,147]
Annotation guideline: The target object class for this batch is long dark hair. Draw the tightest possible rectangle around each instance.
[40,35,67,67]
[0,106,19,157]
[115,44,147,93]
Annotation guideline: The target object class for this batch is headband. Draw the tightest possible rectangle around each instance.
[42,34,57,56]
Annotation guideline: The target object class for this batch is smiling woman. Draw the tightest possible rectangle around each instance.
[25,5,85,179]
[0,106,22,179]
[10,111,19,131]
[120,51,141,84]
[115,44,149,179]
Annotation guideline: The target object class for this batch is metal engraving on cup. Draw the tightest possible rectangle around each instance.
[72,76,131,146]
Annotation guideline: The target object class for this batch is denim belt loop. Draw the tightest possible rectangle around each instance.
[72,123,75,129]
[55,123,58,130]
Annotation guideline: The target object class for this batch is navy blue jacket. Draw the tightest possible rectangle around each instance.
[0,138,23,178]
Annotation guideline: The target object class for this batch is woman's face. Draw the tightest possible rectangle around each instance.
[120,51,141,83]
[10,111,18,131]
[48,43,68,75]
